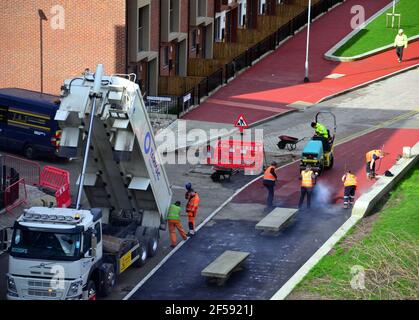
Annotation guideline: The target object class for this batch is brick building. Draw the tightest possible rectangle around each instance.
[0,0,289,97]
[0,0,126,95]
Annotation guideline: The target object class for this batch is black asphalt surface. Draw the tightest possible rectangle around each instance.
[129,204,350,300]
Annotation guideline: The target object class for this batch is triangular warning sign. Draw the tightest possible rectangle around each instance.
[235,115,248,128]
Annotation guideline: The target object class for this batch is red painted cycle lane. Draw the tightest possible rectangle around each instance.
[233,128,419,207]
[183,0,419,125]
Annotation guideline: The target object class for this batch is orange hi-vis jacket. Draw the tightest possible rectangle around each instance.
[301,170,314,188]
[366,150,381,163]
[264,166,276,181]
[342,173,357,187]
[186,192,200,217]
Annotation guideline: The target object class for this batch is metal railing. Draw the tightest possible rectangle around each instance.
[155,0,344,118]
[0,155,40,186]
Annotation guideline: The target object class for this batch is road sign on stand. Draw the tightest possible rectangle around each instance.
[235,114,249,133]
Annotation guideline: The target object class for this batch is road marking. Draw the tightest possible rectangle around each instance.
[206,98,288,113]
[122,109,419,300]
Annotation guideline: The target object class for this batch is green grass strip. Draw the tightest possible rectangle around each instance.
[334,0,419,57]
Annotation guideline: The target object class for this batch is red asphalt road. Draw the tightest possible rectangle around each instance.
[183,0,419,125]
[233,128,419,207]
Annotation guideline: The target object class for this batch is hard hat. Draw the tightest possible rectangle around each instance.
[185,182,192,191]
[399,29,403,34]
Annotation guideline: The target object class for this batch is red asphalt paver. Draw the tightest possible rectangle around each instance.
[233,128,419,207]
[183,0,419,125]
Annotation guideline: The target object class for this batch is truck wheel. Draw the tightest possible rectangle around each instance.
[98,264,116,297]
[86,280,97,300]
[23,145,35,159]
[133,242,147,268]
[145,228,159,257]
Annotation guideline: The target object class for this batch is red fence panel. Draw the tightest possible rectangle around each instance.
[40,166,70,191]
[40,166,72,207]
[1,155,41,186]
[4,178,27,213]
[207,139,264,169]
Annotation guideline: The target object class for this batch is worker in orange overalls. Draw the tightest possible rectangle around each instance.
[262,161,278,208]
[341,170,357,209]
[185,185,200,236]
[167,201,187,248]
[365,149,383,179]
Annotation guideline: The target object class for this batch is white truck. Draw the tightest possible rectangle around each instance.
[4,65,173,300]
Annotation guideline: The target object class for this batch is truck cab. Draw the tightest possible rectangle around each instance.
[6,207,102,300]
[6,66,173,300]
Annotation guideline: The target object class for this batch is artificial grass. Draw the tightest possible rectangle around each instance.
[334,0,419,57]
[293,164,419,300]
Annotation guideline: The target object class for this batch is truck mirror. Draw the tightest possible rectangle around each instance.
[91,233,97,257]
[0,228,10,252]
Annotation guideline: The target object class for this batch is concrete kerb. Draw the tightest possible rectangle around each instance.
[326,36,419,62]
[324,0,401,62]
[122,159,286,300]
[171,58,419,155]
[352,142,419,218]
[318,63,419,104]
[124,109,417,300]
[271,142,419,300]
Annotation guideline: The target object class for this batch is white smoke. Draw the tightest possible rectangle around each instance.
[312,181,332,208]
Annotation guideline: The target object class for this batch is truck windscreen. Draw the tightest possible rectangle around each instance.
[10,226,81,261]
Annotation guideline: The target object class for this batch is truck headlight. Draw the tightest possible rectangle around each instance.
[7,275,17,293]
[67,280,83,297]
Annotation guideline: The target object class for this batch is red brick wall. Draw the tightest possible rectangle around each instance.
[0,0,126,95]
[207,0,215,18]
[150,0,160,52]
[180,0,188,34]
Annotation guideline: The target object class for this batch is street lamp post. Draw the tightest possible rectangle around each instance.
[38,9,48,93]
[304,0,312,83]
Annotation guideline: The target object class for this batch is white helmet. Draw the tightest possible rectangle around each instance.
[399,29,403,34]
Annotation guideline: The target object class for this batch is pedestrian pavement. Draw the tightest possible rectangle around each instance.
[179,0,418,127]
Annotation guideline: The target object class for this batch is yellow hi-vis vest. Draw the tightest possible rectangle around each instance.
[366,150,381,163]
[315,123,329,138]
[166,204,181,220]
[342,173,357,187]
[264,166,276,181]
[301,170,314,187]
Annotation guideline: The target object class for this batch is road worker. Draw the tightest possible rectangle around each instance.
[167,201,188,248]
[341,170,357,209]
[311,121,330,151]
[365,149,383,179]
[262,161,278,208]
[311,121,329,139]
[298,164,317,209]
[186,188,200,236]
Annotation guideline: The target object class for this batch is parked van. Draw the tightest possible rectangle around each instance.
[0,88,64,159]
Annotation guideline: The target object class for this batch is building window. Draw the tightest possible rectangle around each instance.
[138,6,149,52]
[215,16,221,41]
[238,3,242,26]
[170,0,175,33]
[192,30,197,50]
[163,46,169,68]
[198,0,206,17]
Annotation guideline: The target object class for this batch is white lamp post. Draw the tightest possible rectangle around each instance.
[304,0,312,83]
